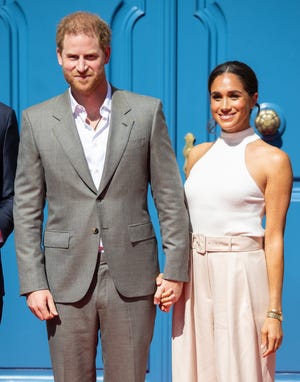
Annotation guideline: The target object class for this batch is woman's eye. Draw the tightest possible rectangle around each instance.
[229,93,241,100]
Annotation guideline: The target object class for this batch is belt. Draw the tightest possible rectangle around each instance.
[192,233,263,254]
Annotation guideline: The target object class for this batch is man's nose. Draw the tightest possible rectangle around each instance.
[77,57,88,72]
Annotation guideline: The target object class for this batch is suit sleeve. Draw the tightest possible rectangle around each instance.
[149,101,190,281]
[0,108,19,247]
[13,110,48,295]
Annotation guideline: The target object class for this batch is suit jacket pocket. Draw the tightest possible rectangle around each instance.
[126,137,146,150]
[128,222,155,243]
[43,231,70,249]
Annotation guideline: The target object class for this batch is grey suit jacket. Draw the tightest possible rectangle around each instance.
[14,87,189,303]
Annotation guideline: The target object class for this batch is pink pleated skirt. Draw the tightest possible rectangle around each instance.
[172,234,276,382]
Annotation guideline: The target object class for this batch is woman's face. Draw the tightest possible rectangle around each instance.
[210,72,258,133]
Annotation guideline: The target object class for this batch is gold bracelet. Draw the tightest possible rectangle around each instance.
[269,309,282,314]
[267,311,283,322]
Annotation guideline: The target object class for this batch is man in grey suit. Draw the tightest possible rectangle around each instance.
[14,11,189,382]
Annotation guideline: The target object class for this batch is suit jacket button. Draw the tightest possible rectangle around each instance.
[92,227,99,234]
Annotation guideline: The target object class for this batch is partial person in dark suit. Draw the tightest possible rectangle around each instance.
[0,102,19,323]
[13,11,189,382]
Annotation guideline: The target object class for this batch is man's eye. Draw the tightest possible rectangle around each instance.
[85,55,98,60]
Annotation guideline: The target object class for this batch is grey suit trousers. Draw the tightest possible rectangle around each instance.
[47,252,156,382]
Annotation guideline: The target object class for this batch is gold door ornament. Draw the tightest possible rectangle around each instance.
[254,102,286,142]
[183,132,196,175]
[255,109,281,136]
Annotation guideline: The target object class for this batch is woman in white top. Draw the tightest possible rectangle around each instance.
[168,61,293,382]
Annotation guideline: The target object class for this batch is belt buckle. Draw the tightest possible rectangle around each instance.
[193,234,206,254]
[227,237,232,251]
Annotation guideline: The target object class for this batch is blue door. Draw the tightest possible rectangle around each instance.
[0,0,299,380]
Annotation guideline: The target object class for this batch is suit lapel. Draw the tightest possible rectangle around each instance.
[51,92,98,194]
[98,89,134,196]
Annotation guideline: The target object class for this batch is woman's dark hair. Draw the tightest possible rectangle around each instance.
[208,61,258,96]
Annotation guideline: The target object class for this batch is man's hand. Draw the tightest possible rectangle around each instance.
[154,274,183,312]
[26,290,59,321]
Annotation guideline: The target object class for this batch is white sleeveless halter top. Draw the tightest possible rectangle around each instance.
[185,127,265,236]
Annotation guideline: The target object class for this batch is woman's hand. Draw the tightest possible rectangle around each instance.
[261,317,283,357]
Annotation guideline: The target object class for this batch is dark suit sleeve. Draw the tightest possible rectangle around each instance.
[0,107,19,247]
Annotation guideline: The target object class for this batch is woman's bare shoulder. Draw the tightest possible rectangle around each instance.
[250,139,291,165]
[186,142,214,177]
[248,139,292,181]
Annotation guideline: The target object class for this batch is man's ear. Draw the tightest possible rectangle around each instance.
[56,48,63,66]
[104,46,111,64]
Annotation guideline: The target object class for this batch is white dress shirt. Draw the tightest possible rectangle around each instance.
[70,83,112,190]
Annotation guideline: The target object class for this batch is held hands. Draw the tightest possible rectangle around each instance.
[261,316,283,357]
[26,289,59,321]
[154,273,183,313]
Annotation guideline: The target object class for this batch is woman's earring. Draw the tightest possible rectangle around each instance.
[207,118,217,133]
